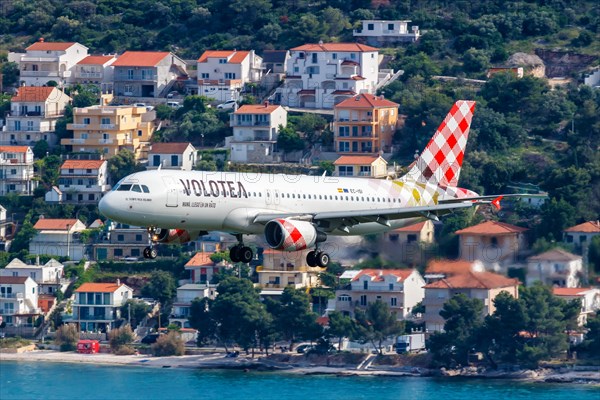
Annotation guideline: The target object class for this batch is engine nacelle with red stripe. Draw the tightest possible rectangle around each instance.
[264,219,326,251]
[152,228,203,244]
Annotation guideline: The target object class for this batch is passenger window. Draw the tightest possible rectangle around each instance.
[303,194,306,199]
[142,185,150,193]
[117,184,132,191]
[259,193,262,197]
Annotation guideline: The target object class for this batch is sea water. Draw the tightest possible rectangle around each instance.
[0,361,598,400]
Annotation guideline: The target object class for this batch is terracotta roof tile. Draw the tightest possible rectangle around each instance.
[291,43,379,52]
[0,276,29,284]
[75,282,123,293]
[392,221,428,233]
[528,249,581,262]
[185,252,215,268]
[26,41,76,51]
[455,221,528,235]
[33,218,80,231]
[424,271,519,289]
[150,143,192,154]
[426,259,476,275]
[77,55,115,65]
[11,87,57,102]
[553,287,593,297]
[0,146,30,153]
[564,221,600,233]
[234,104,281,115]
[60,160,106,170]
[333,155,383,165]
[336,93,398,109]
[113,51,171,67]
[353,268,413,282]
[197,50,249,64]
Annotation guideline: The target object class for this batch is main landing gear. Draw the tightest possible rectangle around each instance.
[229,234,253,264]
[306,249,330,268]
[143,227,158,259]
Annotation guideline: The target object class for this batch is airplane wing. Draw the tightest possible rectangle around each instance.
[438,193,548,210]
[252,202,474,230]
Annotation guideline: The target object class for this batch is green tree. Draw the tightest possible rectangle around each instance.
[2,62,19,88]
[107,149,144,184]
[462,48,490,75]
[269,287,320,350]
[289,113,327,143]
[353,300,405,354]
[277,125,305,153]
[588,236,600,275]
[120,299,151,329]
[32,140,49,159]
[326,311,355,350]
[108,325,135,352]
[581,312,600,358]
[71,85,100,108]
[189,297,216,345]
[141,270,177,305]
[400,52,441,82]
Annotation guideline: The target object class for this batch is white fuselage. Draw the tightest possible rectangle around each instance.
[99,170,447,236]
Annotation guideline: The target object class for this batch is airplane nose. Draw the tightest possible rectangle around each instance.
[98,193,118,220]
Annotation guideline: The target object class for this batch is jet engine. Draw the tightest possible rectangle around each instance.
[152,229,204,244]
[264,219,326,251]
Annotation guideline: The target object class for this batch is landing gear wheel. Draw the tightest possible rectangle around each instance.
[306,250,317,267]
[239,246,253,263]
[316,252,330,268]
[230,245,242,263]
[148,248,158,259]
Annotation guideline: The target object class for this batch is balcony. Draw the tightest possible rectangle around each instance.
[61,138,86,145]
[77,72,103,79]
[20,71,59,77]
[0,293,22,299]
[100,124,116,129]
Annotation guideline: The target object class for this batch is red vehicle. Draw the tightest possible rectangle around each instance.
[77,340,100,354]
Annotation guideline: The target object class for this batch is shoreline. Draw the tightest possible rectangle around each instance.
[2,350,599,385]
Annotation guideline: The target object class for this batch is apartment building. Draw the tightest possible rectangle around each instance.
[257,249,321,296]
[276,43,379,109]
[73,281,132,332]
[527,249,583,288]
[353,20,420,46]
[46,159,110,204]
[1,86,71,146]
[0,258,67,295]
[29,218,87,260]
[0,145,37,195]
[197,50,263,102]
[73,55,117,93]
[0,276,41,328]
[333,94,398,154]
[147,142,197,170]
[62,106,154,159]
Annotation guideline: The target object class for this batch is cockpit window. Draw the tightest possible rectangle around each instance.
[142,185,150,193]
[131,185,142,193]
[117,184,132,191]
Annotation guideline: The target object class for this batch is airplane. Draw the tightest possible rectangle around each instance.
[98,100,534,267]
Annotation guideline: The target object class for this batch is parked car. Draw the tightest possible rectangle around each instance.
[167,101,181,109]
[134,103,146,107]
[217,99,237,110]
[141,333,161,344]
[296,344,314,354]
[166,91,179,99]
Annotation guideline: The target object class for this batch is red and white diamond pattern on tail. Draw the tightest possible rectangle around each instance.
[407,101,476,187]
[278,219,308,251]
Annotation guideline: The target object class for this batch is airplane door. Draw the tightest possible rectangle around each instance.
[162,177,178,207]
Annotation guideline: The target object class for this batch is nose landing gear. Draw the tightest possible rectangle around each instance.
[143,227,158,259]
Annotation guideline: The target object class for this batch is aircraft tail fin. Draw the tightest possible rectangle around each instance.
[405,100,476,187]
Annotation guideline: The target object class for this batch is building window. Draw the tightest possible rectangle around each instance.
[153,155,161,166]
[338,141,349,152]
[389,283,394,291]
[219,59,227,64]
[201,73,209,79]
[332,53,337,60]
[83,118,90,125]
[491,237,498,247]
[127,69,134,79]
[171,155,179,166]
[101,118,110,125]
[367,23,374,30]
[388,23,394,30]
[360,295,367,306]
[135,234,143,242]
[14,121,20,131]
[27,121,34,131]
[312,53,318,63]
[224,72,236,79]
[338,165,353,176]
[391,297,397,306]
[88,194,94,201]
[114,248,123,257]
[117,234,124,242]
[407,234,417,243]
[363,280,368,290]
[339,126,349,137]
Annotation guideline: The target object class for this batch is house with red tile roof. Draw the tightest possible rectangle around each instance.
[147,142,197,170]
[423,271,519,332]
[112,51,187,98]
[91,221,148,261]
[526,248,583,288]
[333,94,399,155]
[0,145,37,195]
[45,159,109,204]
[227,104,287,163]
[353,20,421,46]
[455,220,528,268]
[29,218,87,260]
[197,50,263,102]
[275,43,380,109]
[333,155,388,178]
[73,280,133,332]
[333,268,425,320]
[257,249,321,297]
[0,276,41,333]
[379,220,435,265]
[553,287,600,326]
[73,55,117,92]
[2,86,71,147]
[184,251,228,284]
[424,259,485,280]
[17,39,89,87]
[564,221,600,249]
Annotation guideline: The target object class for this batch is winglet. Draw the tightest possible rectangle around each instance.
[491,196,504,210]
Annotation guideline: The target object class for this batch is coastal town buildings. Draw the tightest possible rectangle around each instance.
[564,221,600,251]
[184,252,227,284]
[378,220,435,265]
[553,287,600,326]
[333,155,388,178]
[0,145,37,195]
[0,276,41,329]
[29,218,87,260]
[72,281,133,332]
[2,86,71,147]
[147,142,197,170]
[170,283,218,328]
[73,55,117,93]
[257,249,322,296]
[45,159,110,204]
[526,249,583,288]
[62,105,154,160]
[0,258,68,295]
[227,104,287,163]
[92,222,147,261]
[353,20,420,45]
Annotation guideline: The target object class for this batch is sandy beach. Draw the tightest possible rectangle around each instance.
[2,350,599,384]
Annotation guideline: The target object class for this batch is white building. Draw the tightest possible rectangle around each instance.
[29,218,87,260]
[147,142,197,170]
[73,55,117,93]
[276,43,379,109]
[197,50,263,102]
[227,104,287,163]
[170,283,218,328]
[73,281,133,332]
[527,249,583,288]
[1,86,71,147]
[332,269,425,320]
[17,39,89,87]
[564,221,600,250]
[0,258,67,295]
[553,287,600,326]
[0,276,41,327]
[0,145,37,195]
[47,159,110,204]
[353,20,420,46]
